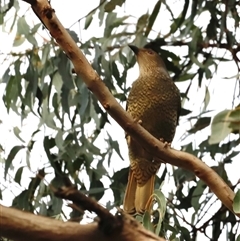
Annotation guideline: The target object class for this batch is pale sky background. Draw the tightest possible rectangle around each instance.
[0,0,239,240]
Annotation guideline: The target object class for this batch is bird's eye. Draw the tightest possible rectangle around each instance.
[147,50,154,55]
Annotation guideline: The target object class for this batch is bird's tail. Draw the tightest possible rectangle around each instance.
[123,169,155,215]
[123,169,137,215]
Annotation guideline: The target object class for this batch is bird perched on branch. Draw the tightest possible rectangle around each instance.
[123,45,181,215]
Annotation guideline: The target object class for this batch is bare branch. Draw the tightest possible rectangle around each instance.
[54,184,122,235]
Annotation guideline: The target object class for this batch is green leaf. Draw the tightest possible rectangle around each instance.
[170,0,189,34]
[164,223,178,240]
[66,29,79,43]
[189,53,205,69]
[104,14,129,38]
[41,98,57,129]
[153,189,166,235]
[203,87,210,111]
[41,43,51,67]
[145,0,161,37]
[104,12,117,37]
[189,26,203,51]
[79,83,90,116]
[188,117,211,134]
[25,34,38,46]
[89,179,105,201]
[142,211,154,232]
[180,226,191,241]
[13,126,25,143]
[178,73,196,82]
[136,13,149,32]
[32,23,41,34]
[107,132,124,161]
[110,167,128,205]
[1,67,10,83]
[55,130,64,150]
[14,166,24,185]
[209,110,232,144]
[50,195,63,215]
[13,34,25,47]
[111,61,120,81]
[5,145,25,179]
[228,108,240,131]
[191,180,206,211]
[12,190,32,211]
[237,234,240,241]
[39,202,47,216]
[104,0,125,12]
[24,64,39,109]
[233,190,240,213]
[17,16,30,36]
[57,51,75,90]
[4,67,21,112]
[85,13,93,29]
[86,140,101,155]
[0,13,3,25]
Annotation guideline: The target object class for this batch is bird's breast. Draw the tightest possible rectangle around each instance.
[127,76,180,142]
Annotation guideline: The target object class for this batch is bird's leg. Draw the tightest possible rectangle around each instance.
[153,138,171,164]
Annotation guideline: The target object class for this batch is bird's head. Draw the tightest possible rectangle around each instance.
[128,45,168,77]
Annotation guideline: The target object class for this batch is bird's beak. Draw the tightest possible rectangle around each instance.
[128,45,139,55]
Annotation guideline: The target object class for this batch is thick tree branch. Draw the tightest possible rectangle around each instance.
[19,0,239,218]
[0,204,165,241]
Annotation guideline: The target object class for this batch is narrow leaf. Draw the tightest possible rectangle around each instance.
[14,166,24,185]
[142,211,154,232]
[13,126,25,143]
[5,145,24,179]
[104,0,125,12]
[233,190,240,213]
[145,0,161,37]
[85,13,93,29]
[209,110,232,144]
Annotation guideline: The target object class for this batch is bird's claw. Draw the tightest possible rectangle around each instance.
[159,138,171,148]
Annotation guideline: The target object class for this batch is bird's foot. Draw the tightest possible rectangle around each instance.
[125,119,142,146]
[159,138,171,148]
[132,118,143,125]
[126,134,131,145]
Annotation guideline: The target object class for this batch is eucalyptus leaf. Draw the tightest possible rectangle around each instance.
[5,145,25,179]
[142,211,154,232]
[209,110,232,144]
[13,126,25,143]
[233,190,240,214]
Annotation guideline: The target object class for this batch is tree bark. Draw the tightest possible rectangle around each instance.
[1,204,165,241]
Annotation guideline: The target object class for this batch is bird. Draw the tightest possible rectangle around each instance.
[123,45,181,215]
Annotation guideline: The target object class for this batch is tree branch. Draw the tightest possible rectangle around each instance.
[1,204,165,241]
[20,0,239,220]
[53,184,122,235]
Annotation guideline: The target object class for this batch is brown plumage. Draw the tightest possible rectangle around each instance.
[123,45,181,215]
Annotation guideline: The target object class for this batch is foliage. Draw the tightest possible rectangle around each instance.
[0,0,240,240]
